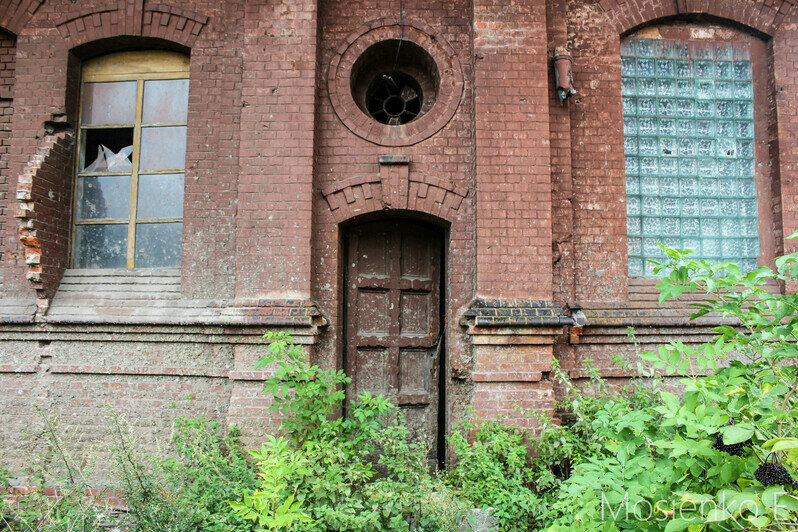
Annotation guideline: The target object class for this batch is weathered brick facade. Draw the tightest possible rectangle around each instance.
[1,0,797,479]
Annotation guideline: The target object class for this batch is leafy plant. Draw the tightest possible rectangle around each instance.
[445,419,542,530]
[232,331,468,531]
[229,436,311,531]
[541,245,798,531]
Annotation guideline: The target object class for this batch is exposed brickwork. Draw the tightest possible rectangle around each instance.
[234,0,317,300]
[320,164,469,224]
[472,381,554,429]
[54,0,208,49]
[597,0,795,37]
[771,22,798,255]
[0,0,44,35]
[326,18,464,146]
[311,0,477,425]
[14,132,74,311]
[566,0,629,304]
[548,0,577,308]
[560,2,796,389]
[0,23,71,302]
[178,1,243,299]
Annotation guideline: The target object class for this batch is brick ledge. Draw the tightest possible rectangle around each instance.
[463,299,573,328]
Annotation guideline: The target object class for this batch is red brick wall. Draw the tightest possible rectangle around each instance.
[21,133,75,305]
[771,22,798,255]
[474,0,553,300]
[0,0,797,482]
[548,0,576,307]
[0,0,316,479]
[0,26,70,300]
[235,0,318,300]
[0,1,250,302]
[566,0,628,304]
[561,0,798,388]
[179,2,244,299]
[0,30,14,285]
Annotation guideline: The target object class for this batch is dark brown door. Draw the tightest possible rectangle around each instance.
[345,220,443,460]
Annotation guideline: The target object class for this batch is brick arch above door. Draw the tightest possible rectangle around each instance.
[320,159,468,224]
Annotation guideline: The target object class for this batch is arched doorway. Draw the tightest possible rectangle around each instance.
[343,219,445,463]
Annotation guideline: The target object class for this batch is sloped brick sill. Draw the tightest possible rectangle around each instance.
[42,269,326,327]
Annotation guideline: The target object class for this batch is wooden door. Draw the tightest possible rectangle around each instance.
[345,220,443,460]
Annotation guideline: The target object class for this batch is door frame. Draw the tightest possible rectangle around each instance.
[340,214,448,466]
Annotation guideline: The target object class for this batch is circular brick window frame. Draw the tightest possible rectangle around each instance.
[328,18,464,146]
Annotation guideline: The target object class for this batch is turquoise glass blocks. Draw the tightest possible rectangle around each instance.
[622,39,759,276]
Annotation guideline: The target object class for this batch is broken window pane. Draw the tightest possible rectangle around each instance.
[76,175,130,221]
[81,81,137,125]
[136,174,184,220]
[142,79,189,124]
[80,128,134,172]
[138,126,187,171]
[73,224,128,268]
[134,223,182,267]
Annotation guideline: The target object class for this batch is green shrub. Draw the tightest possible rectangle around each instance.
[541,245,798,531]
[444,419,543,530]
[109,409,258,532]
[8,246,798,531]
[231,331,468,531]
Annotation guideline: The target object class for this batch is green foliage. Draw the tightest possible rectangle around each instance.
[444,420,542,530]
[232,331,468,531]
[229,436,311,531]
[8,247,798,531]
[109,410,258,532]
[540,246,798,531]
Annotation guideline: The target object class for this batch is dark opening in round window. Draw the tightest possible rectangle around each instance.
[350,40,439,127]
[366,72,422,125]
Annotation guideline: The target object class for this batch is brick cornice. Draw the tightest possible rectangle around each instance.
[55,0,209,49]
[0,0,44,35]
[597,0,796,37]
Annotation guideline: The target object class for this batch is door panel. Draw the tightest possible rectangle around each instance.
[345,220,442,460]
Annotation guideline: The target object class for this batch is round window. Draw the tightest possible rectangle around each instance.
[328,20,463,146]
[366,72,423,125]
[350,39,439,126]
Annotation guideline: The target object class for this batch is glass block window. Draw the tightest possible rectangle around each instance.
[72,51,189,269]
[622,38,759,276]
